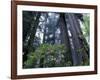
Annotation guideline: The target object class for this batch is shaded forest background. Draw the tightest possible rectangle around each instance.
[22,11,90,68]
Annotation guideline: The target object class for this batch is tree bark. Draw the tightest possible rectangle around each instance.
[23,12,41,63]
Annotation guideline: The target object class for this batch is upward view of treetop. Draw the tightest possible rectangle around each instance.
[23,11,90,68]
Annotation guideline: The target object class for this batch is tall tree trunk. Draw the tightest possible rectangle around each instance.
[58,13,72,64]
[65,13,82,65]
[23,12,41,63]
[66,13,89,65]
[73,14,89,64]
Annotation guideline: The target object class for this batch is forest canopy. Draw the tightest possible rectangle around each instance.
[22,11,90,68]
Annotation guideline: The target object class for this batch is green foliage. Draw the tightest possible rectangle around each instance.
[24,44,72,68]
[76,47,89,66]
[82,14,90,43]
[80,59,89,66]
[77,48,84,53]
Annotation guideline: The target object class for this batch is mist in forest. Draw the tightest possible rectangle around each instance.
[22,11,90,68]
